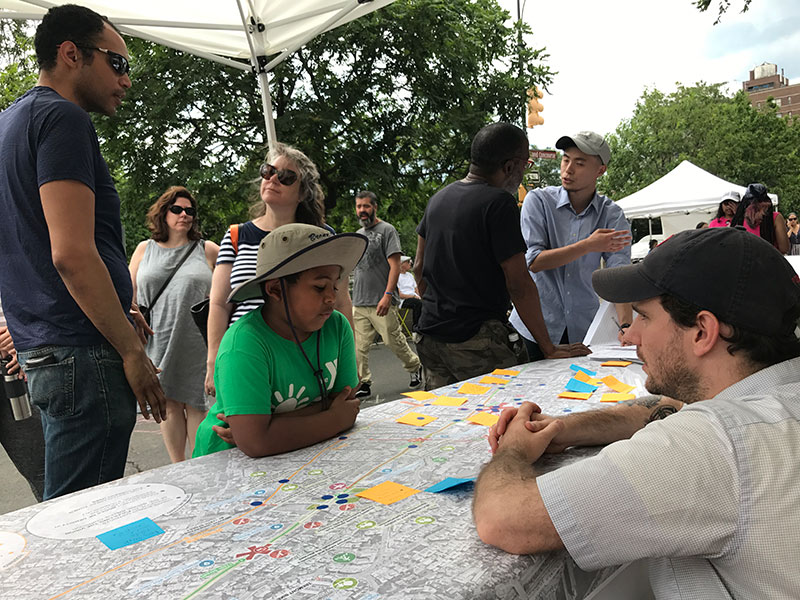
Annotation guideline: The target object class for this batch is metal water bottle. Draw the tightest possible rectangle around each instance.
[1,356,32,420]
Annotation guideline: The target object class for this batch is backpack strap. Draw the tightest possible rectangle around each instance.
[230,223,241,255]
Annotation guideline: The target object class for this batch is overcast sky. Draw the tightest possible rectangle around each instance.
[496,0,800,149]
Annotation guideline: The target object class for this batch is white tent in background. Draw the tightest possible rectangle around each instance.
[0,0,396,148]
[616,160,778,237]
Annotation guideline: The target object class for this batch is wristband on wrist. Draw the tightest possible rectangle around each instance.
[619,322,631,329]
[384,292,393,296]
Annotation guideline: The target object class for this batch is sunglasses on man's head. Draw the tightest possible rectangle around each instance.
[169,205,196,217]
[260,163,298,186]
[73,45,131,75]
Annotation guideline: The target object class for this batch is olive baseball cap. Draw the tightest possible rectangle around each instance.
[592,228,800,336]
[556,131,611,165]
[228,223,368,303]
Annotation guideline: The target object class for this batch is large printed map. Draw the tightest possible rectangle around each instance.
[0,360,645,600]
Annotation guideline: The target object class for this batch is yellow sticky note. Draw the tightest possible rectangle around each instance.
[601,393,635,402]
[601,376,635,394]
[458,382,491,395]
[396,412,438,426]
[492,368,520,376]
[601,360,632,367]
[467,412,500,427]
[478,376,511,385]
[572,370,604,386]
[356,481,421,505]
[402,390,437,401]
[558,391,592,400]
[432,396,468,406]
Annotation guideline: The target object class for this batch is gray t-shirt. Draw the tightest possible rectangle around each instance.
[352,220,402,307]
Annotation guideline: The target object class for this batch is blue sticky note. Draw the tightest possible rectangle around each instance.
[424,477,475,493]
[569,364,596,376]
[565,378,598,393]
[96,517,164,550]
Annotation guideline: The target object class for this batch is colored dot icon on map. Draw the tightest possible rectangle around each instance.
[278,478,290,483]
[199,560,214,567]
[322,494,334,500]
[337,493,349,498]
[441,445,455,451]
[250,501,263,506]
[304,521,323,529]
[316,505,329,510]
[251,471,266,477]
[270,549,290,559]
[333,577,358,590]
[415,516,436,525]
[309,469,323,476]
[432,457,447,463]
[340,503,356,511]
[329,482,347,490]
[282,484,298,491]
[233,518,250,525]
[381,468,392,473]
[338,436,348,440]
[254,489,266,495]
[333,552,356,563]
[408,444,418,448]
[270,524,283,530]
[335,499,348,504]
[356,520,376,529]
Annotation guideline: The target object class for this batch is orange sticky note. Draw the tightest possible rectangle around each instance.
[356,481,421,505]
[601,376,635,394]
[601,361,632,367]
[402,390,437,401]
[432,396,467,406]
[492,368,520,376]
[396,412,437,426]
[601,393,635,402]
[573,370,604,386]
[458,382,491,395]
[467,412,500,427]
[478,376,511,385]
[558,391,592,400]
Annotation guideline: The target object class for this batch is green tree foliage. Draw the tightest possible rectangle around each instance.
[0,20,36,110]
[1,0,553,257]
[603,83,800,216]
[693,0,753,23]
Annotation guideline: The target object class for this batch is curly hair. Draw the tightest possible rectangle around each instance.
[249,143,325,227]
[146,186,201,242]
[730,183,775,246]
[34,4,118,72]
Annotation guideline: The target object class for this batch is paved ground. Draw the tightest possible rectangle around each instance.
[0,340,418,515]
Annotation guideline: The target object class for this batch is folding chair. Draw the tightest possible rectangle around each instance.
[397,305,414,339]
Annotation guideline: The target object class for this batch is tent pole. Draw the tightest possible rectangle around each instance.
[235,0,277,150]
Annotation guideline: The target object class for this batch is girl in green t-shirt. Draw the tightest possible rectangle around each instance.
[193,223,368,458]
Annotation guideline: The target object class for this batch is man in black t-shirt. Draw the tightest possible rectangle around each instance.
[414,123,590,389]
[0,5,166,499]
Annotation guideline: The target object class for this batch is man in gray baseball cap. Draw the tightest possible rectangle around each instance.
[475,227,800,598]
[509,130,632,360]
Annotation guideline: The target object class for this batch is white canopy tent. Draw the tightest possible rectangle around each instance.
[616,160,778,237]
[0,0,396,148]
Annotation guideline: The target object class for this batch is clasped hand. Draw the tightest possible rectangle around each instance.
[488,402,568,462]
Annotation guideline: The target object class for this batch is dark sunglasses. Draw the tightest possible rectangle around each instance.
[73,45,130,75]
[169,205,196,217]
[260,163,298,186]
[789,217,797,221]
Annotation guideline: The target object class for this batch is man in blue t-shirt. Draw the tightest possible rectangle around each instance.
[0,5,166,500]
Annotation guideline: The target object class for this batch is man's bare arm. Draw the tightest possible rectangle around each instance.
[414,235,427,296]
[40,180,166,421]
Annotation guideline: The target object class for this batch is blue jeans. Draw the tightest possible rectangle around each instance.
[17,343,136,500]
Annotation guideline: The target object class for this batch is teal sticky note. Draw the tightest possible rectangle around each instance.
[565,378,598,393]
[425,477,475,493]
[569,364,596,377]
[97,517,164,550]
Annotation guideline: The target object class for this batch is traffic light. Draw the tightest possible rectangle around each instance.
[527,87,544,128]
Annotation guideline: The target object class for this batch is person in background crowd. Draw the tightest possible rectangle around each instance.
[786,212,800,255]
[695,221,708,229]
[0,4,166,500]
[129,187,219,462]
[352,192,422,398]
[708,191,739,228]
[509,131,632,360]
[475,227,800,599]
[0,295,45,502]
[730,183,789,254]
[205,143,353,397]
[414,123,589,390]
[396,255,422,333]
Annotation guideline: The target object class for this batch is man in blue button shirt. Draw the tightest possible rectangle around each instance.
[509,131,632,360]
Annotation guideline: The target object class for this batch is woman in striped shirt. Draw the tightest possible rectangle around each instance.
[204,144,353,396]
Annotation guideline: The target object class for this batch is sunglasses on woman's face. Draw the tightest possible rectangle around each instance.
[260,163,298,186]
[169,205,196,217]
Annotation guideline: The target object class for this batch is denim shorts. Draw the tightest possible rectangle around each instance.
[18,343,136,500]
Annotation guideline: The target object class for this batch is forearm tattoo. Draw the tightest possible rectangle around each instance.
[620,395,662,408]
[647,405,678,423]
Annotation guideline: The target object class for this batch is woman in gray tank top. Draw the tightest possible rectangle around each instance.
[129,187,220,462]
